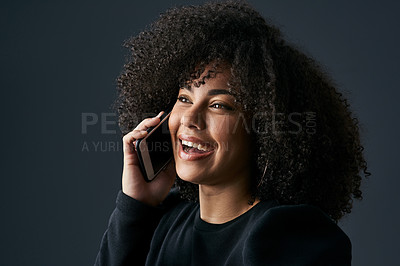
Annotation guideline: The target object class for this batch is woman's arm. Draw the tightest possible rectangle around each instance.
[95,113,176,265]
[94,191,164,266]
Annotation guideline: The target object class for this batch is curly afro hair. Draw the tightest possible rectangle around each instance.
[114,0,370,221]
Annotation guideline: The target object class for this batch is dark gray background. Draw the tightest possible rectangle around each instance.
[1,0,398,265]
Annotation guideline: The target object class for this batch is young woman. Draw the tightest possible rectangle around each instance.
[95,1,369,265]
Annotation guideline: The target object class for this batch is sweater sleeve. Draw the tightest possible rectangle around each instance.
[94,190,164,266]
[244,204,352,266]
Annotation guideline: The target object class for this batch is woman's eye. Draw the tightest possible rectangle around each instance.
[210,103,234,111]
[177,96,191,103]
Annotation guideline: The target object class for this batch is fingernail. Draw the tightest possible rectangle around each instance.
[156,111,164,118]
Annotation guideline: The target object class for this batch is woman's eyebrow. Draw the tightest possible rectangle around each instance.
[180,87,234,96]
[207,89,233,96]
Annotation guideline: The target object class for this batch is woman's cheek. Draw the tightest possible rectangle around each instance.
[168,106,181,136]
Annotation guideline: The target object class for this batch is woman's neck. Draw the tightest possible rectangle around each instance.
[198,179,260,224]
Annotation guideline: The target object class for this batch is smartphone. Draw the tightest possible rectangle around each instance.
[135,112,173,182]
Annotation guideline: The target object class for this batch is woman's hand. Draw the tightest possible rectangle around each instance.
[122,112,176,206]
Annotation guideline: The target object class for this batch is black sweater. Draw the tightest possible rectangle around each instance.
[95,189,351,265]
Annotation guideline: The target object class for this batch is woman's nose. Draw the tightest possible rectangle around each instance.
[180,108,206,130]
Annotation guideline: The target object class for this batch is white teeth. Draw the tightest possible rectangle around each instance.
[182,140,210,151]
[182,140,190,146]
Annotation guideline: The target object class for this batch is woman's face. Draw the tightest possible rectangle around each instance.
[169,67,252,187]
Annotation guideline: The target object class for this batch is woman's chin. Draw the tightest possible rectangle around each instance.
[176,166,205,184]
[176,172,201,184]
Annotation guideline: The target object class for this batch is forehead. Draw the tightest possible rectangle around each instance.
[181,71,235,98]
[183,64,232,91]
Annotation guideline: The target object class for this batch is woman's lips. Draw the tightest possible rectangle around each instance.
[178,134,215,161]
[178,141,215,161]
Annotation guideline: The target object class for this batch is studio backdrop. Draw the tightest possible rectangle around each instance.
[1,0,398,265]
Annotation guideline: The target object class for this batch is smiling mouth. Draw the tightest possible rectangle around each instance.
[181,139,213,153]
[178,138,215,160]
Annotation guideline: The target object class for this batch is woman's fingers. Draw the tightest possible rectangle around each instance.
[122,130,147,153]
[135,112,163,131]
[120,111,175,205]
[122,111,165,167]
[122,112,163,153]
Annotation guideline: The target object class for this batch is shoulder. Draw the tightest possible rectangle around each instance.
[258,204,347,233]
[248,202,350,243]
[244,203,352,265]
